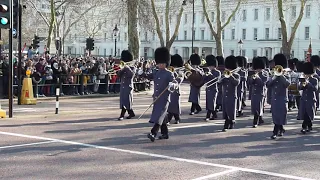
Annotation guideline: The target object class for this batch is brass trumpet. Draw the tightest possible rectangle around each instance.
[223,67,241,78]
[184,62,193,78]
[273,65,284,76]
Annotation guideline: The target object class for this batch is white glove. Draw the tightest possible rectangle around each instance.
[272,76,277,80]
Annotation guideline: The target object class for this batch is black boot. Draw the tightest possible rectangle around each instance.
[258,116,264,125]
[252,115,258,128]
[205,111,211,121]
[229,120,235,129]
[237,110,243,117]
[271,125,279,139]
[166,113,173,125]
[222,119,229,132]
[126,109,135,119]
[278,125,285,137]
[210,110,217,120]
[118,107,126,120]
[159,123,169,140]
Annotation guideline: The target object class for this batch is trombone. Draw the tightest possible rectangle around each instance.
[203,67,241,88]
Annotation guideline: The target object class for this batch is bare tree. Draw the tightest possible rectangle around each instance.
[202,0,243,56]
[127,0,140,59]
[149,0,184,49]
[277,0,307,58]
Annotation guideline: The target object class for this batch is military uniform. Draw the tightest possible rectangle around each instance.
[117,51,136,120]
[267,54,290,139]
[216,56,225,111]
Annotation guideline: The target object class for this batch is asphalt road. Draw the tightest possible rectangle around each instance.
[0,83,319,180]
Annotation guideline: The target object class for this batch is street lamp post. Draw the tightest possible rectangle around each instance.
[238,39,243,56]
[183,0,195,54]
[113,24,119,57]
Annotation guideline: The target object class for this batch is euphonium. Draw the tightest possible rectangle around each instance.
[274,65,284,76]
[224,69,232,78]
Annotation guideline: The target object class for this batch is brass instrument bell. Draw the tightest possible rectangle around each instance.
[223,69,231,78]
[167,66,174,72]
[273,65,284,76]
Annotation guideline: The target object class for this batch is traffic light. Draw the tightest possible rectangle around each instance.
[86,38,94,51]
[0,0,10,29]
[12,0,18,38]
[31,35,40,49]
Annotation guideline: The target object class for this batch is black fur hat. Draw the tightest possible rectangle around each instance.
[273,53,288,68]
[243,56,248,68]
[190,54,201,65]
[205,55,217,67]
[217,56,224,66]
[236,56,244,67]
[252,57,265,70]
[120,50,133,62]
[296,61,304,72]
[155,47,171,65]
[261,57,269,68]
[170,54,183,67]
[303,62,314,75]
[288,59,295,70]
[310,55,320,67]
[225,55,238,70]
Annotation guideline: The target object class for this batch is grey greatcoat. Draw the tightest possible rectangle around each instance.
[314,69,320,108]
[221,73,240,120]
[168,72,184,115]
[237,69,247,111]
[117,66,136,109]
[266,75,291,125]
[147,69,174,125]
[205,69,221,111]
[216,68,224,106]
[188,67,204,104]
[298,76,318,121]
[248,71,268,116]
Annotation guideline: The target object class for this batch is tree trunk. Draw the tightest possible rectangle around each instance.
[282,42,291,59]
[127,0,140,60]
[215,33,223,56]
[46,0,56,50]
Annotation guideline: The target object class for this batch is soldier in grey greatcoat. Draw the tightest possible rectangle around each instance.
[167,54,184,125]
[220,56,240,131]
[266,54,290,140]
[204,55,221,121]
[298,62,318,134]
[146,47,177,142]
[242,57,248,108]
[236,56,247,117]
[216,56,225,111]
[266,59,274,113]
[117,50,136,120]
[249,57,268,128]
[310,55,320,113]
[188,54,204,115]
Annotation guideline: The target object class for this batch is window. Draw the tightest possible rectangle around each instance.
[176,35,179,40]
[265,28,270,39]
[304,51,308,58]
[211,12,214,22]
[242,29,246,40]
[222,30,225,40]
[241,50,246,57]
[193,30,196,40]
[184,30,187,40]
[193,12,196,23]
[253,28,258,40]
[201,13,205,23]
[145,32,148,41]
[231,50,235,55]
[153,32,155,40]
[318,51,320,56]
[242,10,247,21]
[125,33,127,41]
[265,50,269,58]
[254,9,259,20]
[104,33,107,41]
[110,49,113,55]
[292,50,295,57]
[104,49,107,57]
[232,15,235,22]
[253,49,257,57]
[305,27,310,39]
[231,29,235,40]
[266,8,271,20]
[222,11,226,22]
[184,14,188,24]
[306,5,311,18]
[278,28,282,39]
[291,6,297,18]
[201,30,205,40]
[175,49,178,54]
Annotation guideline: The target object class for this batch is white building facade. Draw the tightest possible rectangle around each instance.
[61,0,320,61]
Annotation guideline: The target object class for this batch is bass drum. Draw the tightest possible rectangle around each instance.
[188,71,204,88]
[288,83,299,96]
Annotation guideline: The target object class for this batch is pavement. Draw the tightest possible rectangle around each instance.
[0,83,319,180]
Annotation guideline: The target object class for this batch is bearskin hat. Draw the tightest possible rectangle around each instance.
[252,57,265,70]
[296,61,304,73]
[288,59,295,70]
[260,57,269,68]
[120,50,133,62]
[155,47,171,65]
[243,57,248,68]
[225,55,238,70]
[310,55,320,67]
[217,56,224,66]
[190,53,201,65]
[236,56,245,67]
[273,53,288,68]
[205,55,217,67]
[303,62,314,75]
[170,54,183,67]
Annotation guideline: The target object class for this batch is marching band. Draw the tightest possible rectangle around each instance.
[115,47,319,142]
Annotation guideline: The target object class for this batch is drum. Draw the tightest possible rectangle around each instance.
[288,83,299,96]
[188,71,204,87]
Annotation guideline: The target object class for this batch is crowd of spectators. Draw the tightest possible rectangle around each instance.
[0,53,156,98]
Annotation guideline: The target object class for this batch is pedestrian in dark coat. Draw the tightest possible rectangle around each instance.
[188,53,204,115]
[220,56,240,131]
[298,62,318,134]
[236,56,247,117]
[267,54,290,139]
[310,55,320,112]
[167,54,184,124]
[249,57,268,128]
[146,47,177,142]
[117,50,136,120]
[216,56,225,111]
[204,55,221,121]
